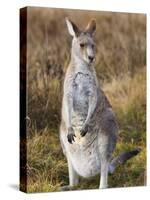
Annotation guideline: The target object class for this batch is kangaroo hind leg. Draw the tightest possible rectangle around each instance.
[99,157,109,189]
[61,155,79,191]
[98,133,112,189]
[68,156,79,187]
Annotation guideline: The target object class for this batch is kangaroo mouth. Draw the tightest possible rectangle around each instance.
[88,57,95,64]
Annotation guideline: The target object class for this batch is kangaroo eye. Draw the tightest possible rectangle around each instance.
[80,43,85,48]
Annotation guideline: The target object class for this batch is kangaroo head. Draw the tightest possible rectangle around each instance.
[66,18,96,65]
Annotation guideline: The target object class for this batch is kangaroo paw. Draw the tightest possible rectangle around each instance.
[80,124,88,137]
[67,127,76,144]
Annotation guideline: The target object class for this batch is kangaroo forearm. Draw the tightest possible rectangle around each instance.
[85,97,97,124]
[80,97,97,137]
[65,94,73,128]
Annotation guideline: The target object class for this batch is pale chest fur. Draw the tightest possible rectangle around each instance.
[71,71,96,127]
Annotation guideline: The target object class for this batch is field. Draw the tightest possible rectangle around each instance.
[24,7,146,192]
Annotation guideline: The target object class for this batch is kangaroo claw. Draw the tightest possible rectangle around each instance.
[67,133,76,144]
[67,127,76,144]
[80,125,88,137]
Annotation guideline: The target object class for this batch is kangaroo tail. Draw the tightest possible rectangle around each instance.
[109,149,140,174]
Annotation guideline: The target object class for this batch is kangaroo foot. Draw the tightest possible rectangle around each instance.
[59,185,74,191]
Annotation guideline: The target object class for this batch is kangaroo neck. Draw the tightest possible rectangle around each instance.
[70,53,91,72]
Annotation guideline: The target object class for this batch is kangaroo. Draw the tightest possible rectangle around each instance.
[59,18,139,190]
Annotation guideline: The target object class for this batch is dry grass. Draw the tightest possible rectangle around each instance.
[24,7,146,192]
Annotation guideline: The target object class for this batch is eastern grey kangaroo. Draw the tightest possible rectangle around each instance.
[60,18,139,189]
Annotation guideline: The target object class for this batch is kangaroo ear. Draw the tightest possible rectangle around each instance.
[65,18,80,37]
[85,19,96,35]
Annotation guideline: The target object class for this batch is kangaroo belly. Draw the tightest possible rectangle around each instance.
[70,145,101,177]
[63,129,101,177]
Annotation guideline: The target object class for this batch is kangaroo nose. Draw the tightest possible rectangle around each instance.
[88,56,94,62]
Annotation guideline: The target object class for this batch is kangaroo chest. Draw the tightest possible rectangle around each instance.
[71,72,95,125]
[73,72,94,101]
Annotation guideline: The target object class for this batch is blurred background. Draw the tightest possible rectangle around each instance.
[26,7,146,192]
